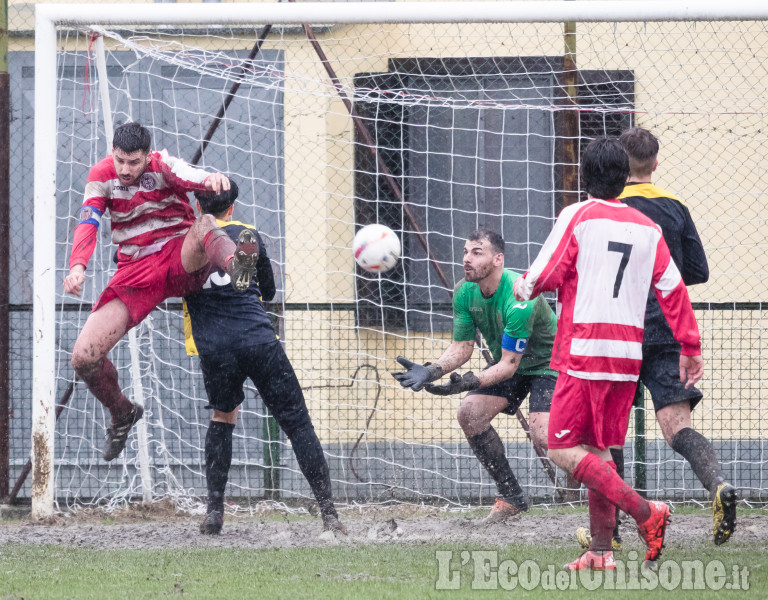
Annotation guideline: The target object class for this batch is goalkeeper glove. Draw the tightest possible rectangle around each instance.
[424,371,481,396]
[391,356,443,391]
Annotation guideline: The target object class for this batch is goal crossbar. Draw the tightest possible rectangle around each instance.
[35,1,768,26]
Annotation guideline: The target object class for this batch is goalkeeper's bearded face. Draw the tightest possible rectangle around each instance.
[463,238,502,283]
[113,148,151,187]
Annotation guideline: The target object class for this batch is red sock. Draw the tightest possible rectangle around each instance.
[203,228,236,271]
[588,461,617,551]
[79,358,133,420]
[574,453,651,525]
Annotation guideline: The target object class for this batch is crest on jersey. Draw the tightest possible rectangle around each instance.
[140,173,156,190]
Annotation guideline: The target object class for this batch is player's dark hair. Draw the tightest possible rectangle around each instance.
[467,229,505,255]
[619,127,659,177]
[113,122,151,154]
[194,178,239,216]
[581,137,630,200]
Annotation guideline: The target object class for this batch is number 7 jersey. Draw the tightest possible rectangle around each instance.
[515,198,701,381]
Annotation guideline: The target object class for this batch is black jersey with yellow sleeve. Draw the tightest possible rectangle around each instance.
[619,182,708,346]
[183,220,277,356]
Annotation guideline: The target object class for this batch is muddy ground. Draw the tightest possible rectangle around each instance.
[1,503,766,551]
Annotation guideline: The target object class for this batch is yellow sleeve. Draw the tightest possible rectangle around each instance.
[182,299,199,356]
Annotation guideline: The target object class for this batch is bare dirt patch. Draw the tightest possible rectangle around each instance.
[2,503,766,552]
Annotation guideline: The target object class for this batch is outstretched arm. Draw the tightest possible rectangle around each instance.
[158,150,228,194]
[475,348,522,388]
[392,340,474,392]
[65,175,108,296]
[433,340,475,374]
[65,221,96,298]
[424,348,523,396]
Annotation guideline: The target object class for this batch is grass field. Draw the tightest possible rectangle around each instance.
[1,505,766,599]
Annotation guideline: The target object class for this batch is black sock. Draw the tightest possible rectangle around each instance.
[609,447,625,480]
[671,427,725,494]
[466,427,527,509]
[288,424,337,518]
[205,421,235,513]
[609,447,624,537]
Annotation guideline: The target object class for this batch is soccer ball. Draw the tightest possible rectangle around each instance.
[353,224,401,273]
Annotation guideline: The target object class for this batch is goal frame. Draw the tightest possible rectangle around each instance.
[33,0,768,517]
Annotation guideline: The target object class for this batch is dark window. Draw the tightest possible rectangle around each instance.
[354,58,633,330]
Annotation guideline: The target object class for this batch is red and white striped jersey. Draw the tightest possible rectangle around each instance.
[69,150,210,269]
[515,198,701,381]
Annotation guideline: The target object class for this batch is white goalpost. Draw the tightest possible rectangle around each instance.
[32,1,768,518]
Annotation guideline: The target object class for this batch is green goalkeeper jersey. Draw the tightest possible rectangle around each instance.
[452,269,557,377]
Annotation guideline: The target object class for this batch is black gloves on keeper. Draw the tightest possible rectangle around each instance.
[391,356,443,391]
[424,371,481,396]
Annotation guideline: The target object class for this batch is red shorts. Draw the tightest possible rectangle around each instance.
[93,235,210,329]
[548,373,638,450]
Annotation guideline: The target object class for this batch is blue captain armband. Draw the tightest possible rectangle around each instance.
[501,333,528,354]
[78,205,102,228]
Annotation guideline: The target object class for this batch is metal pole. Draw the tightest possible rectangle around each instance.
[0,0,9,501]
[32,4,58,519]
[37,2,768,27]
[561,20,579,208]
[634,385,647,497]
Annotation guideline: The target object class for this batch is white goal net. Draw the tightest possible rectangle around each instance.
[21,2,768,515]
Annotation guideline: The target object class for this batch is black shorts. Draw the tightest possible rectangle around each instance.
[640,346,703,412]
[198,340,312,436]
[466,372,556,415]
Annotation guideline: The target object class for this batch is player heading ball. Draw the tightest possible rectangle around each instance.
[63,122,259,462]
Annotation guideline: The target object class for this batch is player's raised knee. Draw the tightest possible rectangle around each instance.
[71,348,100,379]
[456,402,473,429]
[457,402,488,434]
